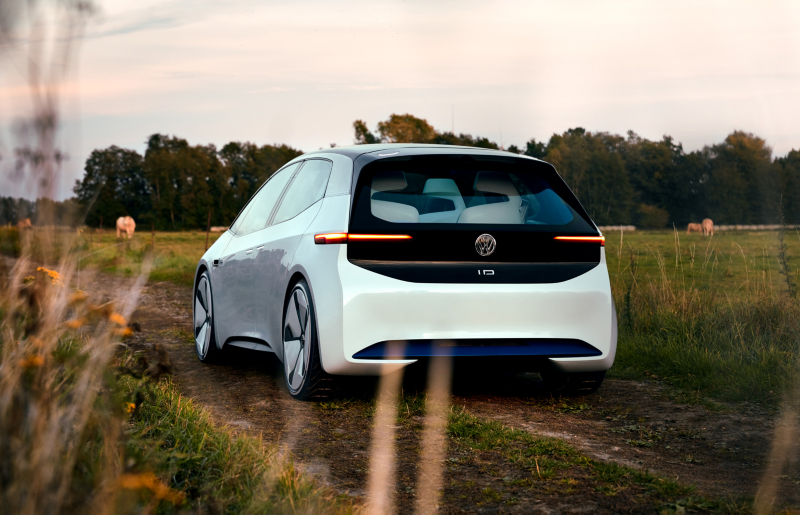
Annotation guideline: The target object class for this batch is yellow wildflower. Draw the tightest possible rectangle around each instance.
[118,472,184,504]
[88,303,113,319]
[19,355,44,368]
[37,267,63,286]
[114,327,134,338]
[108,313,127,326]
[126,402,136,413]
[65,318,87,329]
[23,276,35,284]
[69,290,87,305]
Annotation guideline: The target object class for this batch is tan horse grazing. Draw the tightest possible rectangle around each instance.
[116,216,136,239]
[702,218,714,236]
[687,223,702,234]
[17,218,32,230]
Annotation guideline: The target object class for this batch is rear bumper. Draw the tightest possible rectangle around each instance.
[319,246,616,376]
[352,338,601,359]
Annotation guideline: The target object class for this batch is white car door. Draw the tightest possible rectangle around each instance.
[214,162,299,346]
[252,158,333,354]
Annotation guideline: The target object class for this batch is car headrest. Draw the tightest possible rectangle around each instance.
[422,178,460,196]
[473,171,519,197]
[371,170,408,192]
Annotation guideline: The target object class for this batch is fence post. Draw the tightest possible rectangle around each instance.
[205,210,212,251]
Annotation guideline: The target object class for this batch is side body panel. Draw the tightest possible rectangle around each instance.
[213,230,260,344]
[276,153,353,366]
[252,200,323,352]
[287,197,350,370]
[196,230,233,349]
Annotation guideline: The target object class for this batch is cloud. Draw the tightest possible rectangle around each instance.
[90,15,182,39]
[4,0,800,200]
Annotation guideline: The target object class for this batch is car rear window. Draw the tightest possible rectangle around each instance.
[350,155,596,233]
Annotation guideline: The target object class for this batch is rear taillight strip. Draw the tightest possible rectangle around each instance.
[554,236,605,246]
[314,233,412,244]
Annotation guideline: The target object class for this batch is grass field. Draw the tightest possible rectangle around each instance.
[2,226,799,406]
[603,229,800,406]
[0,228,223,287]
[604,229,800,296]
[7,226,799,291]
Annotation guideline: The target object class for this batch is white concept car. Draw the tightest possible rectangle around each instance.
[193,145,617,400]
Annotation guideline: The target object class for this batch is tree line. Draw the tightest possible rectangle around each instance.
[71,134,303,230]
[356,114,800,227]
[3,113,799,229]
[0,197,78,227]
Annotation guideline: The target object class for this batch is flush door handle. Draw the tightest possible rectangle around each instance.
[245,249,254,254]
[256,246,264,250]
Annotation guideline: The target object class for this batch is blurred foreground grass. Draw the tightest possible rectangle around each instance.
[0,231,348,513]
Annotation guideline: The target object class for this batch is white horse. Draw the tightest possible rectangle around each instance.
[702,218,714,236]
[116,216,136,239]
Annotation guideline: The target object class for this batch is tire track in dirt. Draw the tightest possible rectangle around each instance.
[105,275,799,511]
[454,379,797,502]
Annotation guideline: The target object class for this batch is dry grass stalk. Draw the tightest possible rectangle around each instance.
[366,366,405,515]
[753,392,799,514]
[0,2,151,512]
[414,355,453,514]
[0,245,152,513]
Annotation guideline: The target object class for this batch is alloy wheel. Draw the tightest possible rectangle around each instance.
[283,286,311,393]
[194,274,213,358]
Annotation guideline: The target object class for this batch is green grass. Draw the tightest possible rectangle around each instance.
[604,229,800,296]
[82,230,219,286]
[447,408,749,511]
[123,375,351,513]
[603,229,800,406]
[0,227,221,287]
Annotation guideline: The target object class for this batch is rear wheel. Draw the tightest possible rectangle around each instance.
[541,370,606,396]
[194,271,220,363]
[282,280,335,400]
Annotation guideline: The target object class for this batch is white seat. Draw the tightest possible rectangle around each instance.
[457,201,522,224]
[371,199,419,223]
[457,171,523,224]
[419,178,466,223]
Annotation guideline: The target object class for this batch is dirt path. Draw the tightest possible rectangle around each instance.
[101,274,799,512]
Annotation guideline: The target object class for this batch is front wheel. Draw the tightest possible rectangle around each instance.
[540,370,606,396]
[282,280,335,400]
[194,271,220,363]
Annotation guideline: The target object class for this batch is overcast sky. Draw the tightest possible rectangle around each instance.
[2,0,800,200]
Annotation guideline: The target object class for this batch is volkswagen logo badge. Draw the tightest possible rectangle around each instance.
[475,233,496,257]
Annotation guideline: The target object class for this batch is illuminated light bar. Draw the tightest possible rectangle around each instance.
[314,233,412,244]
[554,236,605,246]
[314,233,348,244]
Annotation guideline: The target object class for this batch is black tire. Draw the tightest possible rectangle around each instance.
[541,370,606,396]
[282,280,335,400]
[193,270,220,363]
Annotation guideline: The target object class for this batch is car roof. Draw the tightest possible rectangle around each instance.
[303,143,542,162]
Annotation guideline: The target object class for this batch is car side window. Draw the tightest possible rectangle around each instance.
[234,162,300,236]
[272,159,333,225]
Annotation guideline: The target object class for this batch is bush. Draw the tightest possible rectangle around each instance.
[636,203,669,229]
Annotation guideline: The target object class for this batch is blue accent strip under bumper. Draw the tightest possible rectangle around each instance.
[352,338,602,359]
